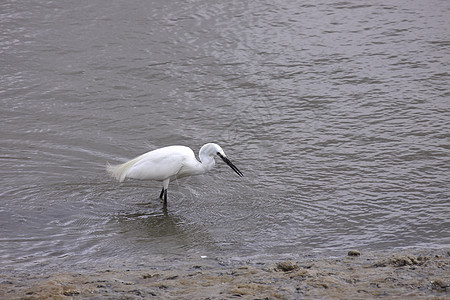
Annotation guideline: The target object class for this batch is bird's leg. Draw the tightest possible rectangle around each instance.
[163,189,168,207]
[161,178,170,207]
[159,187,165,200]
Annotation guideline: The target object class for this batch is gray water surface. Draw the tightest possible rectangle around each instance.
[1,0,449,272]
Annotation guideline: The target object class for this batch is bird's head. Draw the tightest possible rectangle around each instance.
[199,143,243,177]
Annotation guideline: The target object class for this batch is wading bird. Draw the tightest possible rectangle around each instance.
[107,143,243,206]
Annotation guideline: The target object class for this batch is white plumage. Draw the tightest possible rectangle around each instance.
[107,143,243,206]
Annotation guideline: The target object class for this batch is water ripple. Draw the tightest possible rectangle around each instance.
[1,0,449,271]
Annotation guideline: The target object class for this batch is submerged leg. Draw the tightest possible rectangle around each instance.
[161,178,170,207]
[163,189,168,207]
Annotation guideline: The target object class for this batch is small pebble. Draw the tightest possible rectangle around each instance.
[277,261,298,272]
[348,250,361,257]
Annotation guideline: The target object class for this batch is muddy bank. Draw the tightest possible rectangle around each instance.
[1,249,448,299]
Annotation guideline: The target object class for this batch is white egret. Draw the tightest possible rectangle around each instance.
[107,143,243,206]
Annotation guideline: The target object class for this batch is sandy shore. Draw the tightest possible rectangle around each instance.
[1,249,448,299]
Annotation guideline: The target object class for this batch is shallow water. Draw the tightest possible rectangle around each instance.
[1,0,449,272]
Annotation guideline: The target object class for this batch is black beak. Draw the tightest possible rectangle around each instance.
[218,153,243,177]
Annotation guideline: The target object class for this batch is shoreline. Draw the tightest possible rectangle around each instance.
[1,249,448,299]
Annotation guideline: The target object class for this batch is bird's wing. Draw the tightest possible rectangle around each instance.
[124,151,186,181]
[107,146,195,182]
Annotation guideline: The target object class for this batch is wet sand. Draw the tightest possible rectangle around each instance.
[1,249,448,299]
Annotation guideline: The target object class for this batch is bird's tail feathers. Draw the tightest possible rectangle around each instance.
[106,158,138,182]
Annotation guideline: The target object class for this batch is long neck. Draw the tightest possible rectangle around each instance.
[177,156,213,178]
[199,153,216,173]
